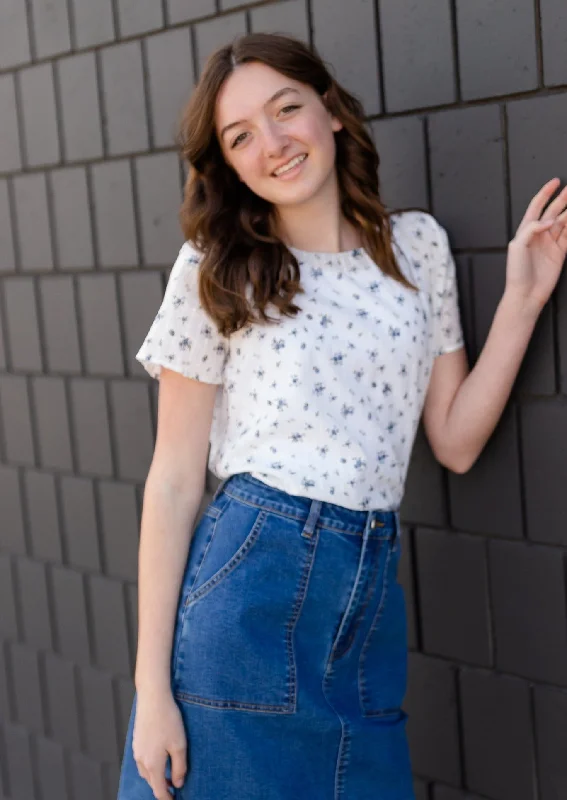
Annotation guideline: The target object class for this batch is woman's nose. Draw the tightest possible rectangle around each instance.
[262,122,289,157]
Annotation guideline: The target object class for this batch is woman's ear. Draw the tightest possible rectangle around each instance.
[322,90,343,133]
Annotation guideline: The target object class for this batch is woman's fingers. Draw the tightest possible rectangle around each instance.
[540,183,567,223]
[516,177,561,231]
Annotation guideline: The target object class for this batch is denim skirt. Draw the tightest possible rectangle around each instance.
[118,472,414,799]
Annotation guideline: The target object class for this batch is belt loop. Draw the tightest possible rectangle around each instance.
[211,477,228,503]
[301,499,323,540]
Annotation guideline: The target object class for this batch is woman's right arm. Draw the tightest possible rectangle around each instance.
[132,366,219,798]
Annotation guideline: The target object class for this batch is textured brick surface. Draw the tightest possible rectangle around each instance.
[379,0,455,112]
[456,0,538,100]
[312,0,381,115]
[57,53,104,162]
[0,3,565,798]
[19,64,60,168]
[460,670,535,800]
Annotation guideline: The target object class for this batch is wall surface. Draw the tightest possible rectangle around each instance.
[0,1,566,798]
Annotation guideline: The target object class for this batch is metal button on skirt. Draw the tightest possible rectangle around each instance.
[117,472,414,799]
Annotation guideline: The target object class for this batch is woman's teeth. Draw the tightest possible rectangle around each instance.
[273,154,307,176]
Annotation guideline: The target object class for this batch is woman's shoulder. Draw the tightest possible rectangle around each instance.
[389,209,446,249]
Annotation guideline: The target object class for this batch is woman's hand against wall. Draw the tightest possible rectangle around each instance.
[505,177,567,315]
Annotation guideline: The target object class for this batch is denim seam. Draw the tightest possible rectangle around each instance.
[334,719,351,800]
[184,508,266,608]
[172,692,295,713]
[358,542,396,717]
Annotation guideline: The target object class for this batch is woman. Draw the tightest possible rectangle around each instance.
[117,33,567,800]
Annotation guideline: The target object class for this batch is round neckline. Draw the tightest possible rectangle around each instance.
[288,245,368,260]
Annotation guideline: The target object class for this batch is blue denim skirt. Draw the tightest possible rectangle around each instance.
[118,472,414,799]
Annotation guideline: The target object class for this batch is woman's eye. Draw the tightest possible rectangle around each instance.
[280,104,301,115]
[231,132,248,148]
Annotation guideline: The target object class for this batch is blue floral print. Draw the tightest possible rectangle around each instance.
[136,211,464,511]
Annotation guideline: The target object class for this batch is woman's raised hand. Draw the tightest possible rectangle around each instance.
[505,177,567,314]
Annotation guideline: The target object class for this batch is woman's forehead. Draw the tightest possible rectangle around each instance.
[215,63,308,129]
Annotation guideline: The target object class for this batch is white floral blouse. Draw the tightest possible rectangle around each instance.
[136,210,464,511]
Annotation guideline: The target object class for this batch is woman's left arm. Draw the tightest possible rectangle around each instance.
[423,177,567,474]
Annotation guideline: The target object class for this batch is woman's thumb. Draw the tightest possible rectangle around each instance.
[171,747,187,788]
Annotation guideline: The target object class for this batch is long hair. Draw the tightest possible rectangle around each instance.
[176,32,419,337]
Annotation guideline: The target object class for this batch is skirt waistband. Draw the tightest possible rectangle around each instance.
[212,472,399,539]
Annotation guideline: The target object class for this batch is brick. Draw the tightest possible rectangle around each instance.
[507,94,567,231]
[405,653,461,783]
[13,173,54,272]
[460,669,535,800]
[534,685,567,800]
[31,377,73,470]
[51,566,91,664]
[453,255,475,365]
[9,643,44,733]
[0,75,22,171]
[135,153,183,266]
[401,422,448,527]
[3,724,35,800]
[429,105,507,248]
[456,0,537,100]
[117,0,163,37]
[104,763,121,800]
[89,574,131,674]
[120,271,164,377]
[416,529,491,666]
[99,481,139,581]
[39,276,81,373]
[448,405,523,538]
[78,274,124,375]
[0,466,27,558]
[60,477,101,571]
[79,666,119,760]
[0,640,12,723]
[312,0,381,115]
[490,539,567,684]
[521,400,567,546]
[194,13,248,77]
[471,252,555,394]
[0,1,31,68]
[69,752,105,800]
[0,179,16,273]
[110,381,153,481]
[167,0,215,25]
[19,64,60,168]
[125,583,138,664]
[0,375,36,466]
[3,277,42,371]
[50,167,94,270]
[43,653,80,748]
[146,28,194,148]
[36,737,69,800]
[57,53,104,162]
[370,117,428,212]
[69,379,113,476]
[250,0,310,42]
[541,0,567,87]
[413,779,430,800]
[24,471,62,562]
[91,160,138,268]
[70,0,114,49]
[380,0,455,112]
[16,557,52,649]
[100,41,149,156]
[0,554,19,638]
[397,526,417,650]
[30,0,71,59]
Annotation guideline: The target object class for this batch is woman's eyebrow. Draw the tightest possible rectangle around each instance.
[219,87,301,140]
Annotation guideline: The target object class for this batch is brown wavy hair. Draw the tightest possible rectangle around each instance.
[176,32,419,337]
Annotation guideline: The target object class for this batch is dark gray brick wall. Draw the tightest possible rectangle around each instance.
[0,2,565,799]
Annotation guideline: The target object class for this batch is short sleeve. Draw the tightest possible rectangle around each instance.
[427,215,465,358]
[135,242,229,384]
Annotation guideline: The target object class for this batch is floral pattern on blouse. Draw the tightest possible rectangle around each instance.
[136,210,464,511]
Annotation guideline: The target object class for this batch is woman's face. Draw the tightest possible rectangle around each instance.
[214,61,342,208]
